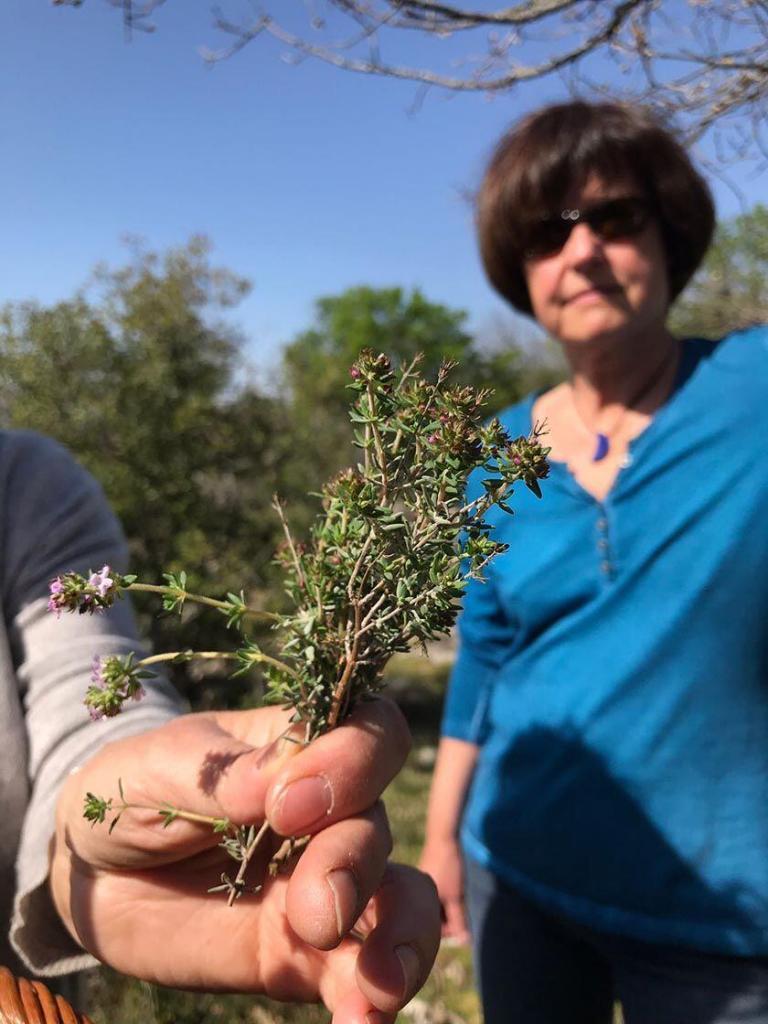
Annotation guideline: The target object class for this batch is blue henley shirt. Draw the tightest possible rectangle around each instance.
[443,325,768,954]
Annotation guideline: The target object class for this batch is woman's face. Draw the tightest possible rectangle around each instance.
[522,175,670,349]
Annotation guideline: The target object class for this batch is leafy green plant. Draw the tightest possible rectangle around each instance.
[50,349,549,902]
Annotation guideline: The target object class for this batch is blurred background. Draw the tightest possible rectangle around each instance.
[2,2,767,1020]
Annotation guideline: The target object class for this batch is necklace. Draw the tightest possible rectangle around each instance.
[570,344,679,463]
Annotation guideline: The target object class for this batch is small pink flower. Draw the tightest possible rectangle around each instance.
[91,656,105,687]
[88,565,114,598]
[48,577,65,616]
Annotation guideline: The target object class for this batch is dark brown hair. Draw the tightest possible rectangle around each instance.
[477,101,715,315]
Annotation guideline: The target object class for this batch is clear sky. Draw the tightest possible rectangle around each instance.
[0,2,762,378]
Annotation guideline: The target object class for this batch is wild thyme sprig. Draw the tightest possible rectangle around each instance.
[266,348,550,738]
[83,780,234,836]
[54,348,549,903]
[48,567,278,627]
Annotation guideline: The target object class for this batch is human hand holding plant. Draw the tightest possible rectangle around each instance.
[50,698,439,1022]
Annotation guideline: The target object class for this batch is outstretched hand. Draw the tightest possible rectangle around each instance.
[50,698,441,1024]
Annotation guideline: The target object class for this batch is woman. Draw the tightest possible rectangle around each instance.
[420,100,768,1022]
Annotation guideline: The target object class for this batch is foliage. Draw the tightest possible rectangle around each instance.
[265,348,549,738]
[670,204,768,339]
[0,237,290,686]
[0,238,556,703]
[280,286,559,504]
[55,348,549,902]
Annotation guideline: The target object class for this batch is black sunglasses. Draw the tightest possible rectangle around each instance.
[521,196,654,259]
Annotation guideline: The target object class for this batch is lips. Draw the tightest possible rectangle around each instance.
[564,285,621,304]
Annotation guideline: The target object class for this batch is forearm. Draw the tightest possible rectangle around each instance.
[423,736,479,843]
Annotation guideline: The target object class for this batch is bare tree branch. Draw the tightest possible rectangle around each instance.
[54,0,768,161]
[205,1,644,91]
[53,0,165,35]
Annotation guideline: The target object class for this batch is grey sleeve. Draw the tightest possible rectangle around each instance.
[2,433,184,976]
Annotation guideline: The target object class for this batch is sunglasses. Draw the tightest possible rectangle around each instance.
[521,196,654,259]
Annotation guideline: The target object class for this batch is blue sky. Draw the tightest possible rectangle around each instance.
[0,2,763,378]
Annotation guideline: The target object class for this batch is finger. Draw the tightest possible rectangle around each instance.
[286,802,392,950]
[265,697,411,838]
[331,989,396,1024]
[352,864,441,1015]
[65,708,298,868]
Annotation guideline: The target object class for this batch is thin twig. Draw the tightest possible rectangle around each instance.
[126,583,279,622]
[227,819,272,906]
[272,495,307,592]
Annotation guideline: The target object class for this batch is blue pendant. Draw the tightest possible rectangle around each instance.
[593,433,610,462]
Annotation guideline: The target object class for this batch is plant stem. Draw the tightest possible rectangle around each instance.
[126,583,279,622]
[246,650,306,687]
[227,819,272,907]
[138,651,239,668]
[272,496,307,592]
[115,800,235,831]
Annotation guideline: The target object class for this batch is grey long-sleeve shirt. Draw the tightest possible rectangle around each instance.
[1,430,181,977]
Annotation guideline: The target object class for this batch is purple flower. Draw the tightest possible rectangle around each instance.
[47,577,65,616]
[90,656,105,687]
[88,565,115,599]
[350,366,362,379]
[428,433,439,445]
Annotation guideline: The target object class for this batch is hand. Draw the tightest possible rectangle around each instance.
[419,837,470,945]
[50,698,441,1024]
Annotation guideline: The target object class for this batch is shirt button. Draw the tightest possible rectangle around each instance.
[597,518,608,532]
[597,538,609,551]
[601,561,612,574]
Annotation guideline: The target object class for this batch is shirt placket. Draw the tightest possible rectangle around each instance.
[595,507,614,581]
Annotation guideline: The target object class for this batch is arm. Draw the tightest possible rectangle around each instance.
[419,737,478,943]
[2,432,182,975]
[420,467,515,943]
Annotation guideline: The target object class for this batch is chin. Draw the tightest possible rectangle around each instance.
[557,316,631,347]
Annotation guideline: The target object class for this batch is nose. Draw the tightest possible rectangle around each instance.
[561,221,605,265]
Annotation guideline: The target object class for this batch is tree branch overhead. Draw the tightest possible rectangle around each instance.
[56,1,768,157]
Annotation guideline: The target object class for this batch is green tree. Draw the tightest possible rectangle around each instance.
[280,285,561,513]
[0,237,289,697]
[671,204,768,339]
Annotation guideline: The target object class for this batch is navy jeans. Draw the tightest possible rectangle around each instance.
[464,858,768,1024]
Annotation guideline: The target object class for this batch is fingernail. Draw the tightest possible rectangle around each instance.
[395,944,421,999]
[269,775,333,834]
[327,868,359,939]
